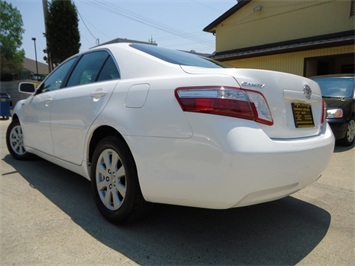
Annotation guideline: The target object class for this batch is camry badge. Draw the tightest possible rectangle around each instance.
[241,81,265,89]
[303,85,312,100]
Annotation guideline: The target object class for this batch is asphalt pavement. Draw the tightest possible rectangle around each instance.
[1,118,354,265]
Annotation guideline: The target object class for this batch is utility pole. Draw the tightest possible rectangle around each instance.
[148,35,156,44]
[32,37,39,75]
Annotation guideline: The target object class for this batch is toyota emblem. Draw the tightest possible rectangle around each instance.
[303,85,312,100]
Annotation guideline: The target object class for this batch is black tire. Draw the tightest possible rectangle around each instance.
[6,119,32,160]
[90,136,151,224]
[339,119,355,146]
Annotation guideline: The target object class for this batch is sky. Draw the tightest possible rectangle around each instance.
[8,0,237,63]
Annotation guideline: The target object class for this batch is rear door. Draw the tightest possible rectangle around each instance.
[50,50,120,165]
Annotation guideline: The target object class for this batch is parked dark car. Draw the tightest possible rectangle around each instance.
[311,74,355,146]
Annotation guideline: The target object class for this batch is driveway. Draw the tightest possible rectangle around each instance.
[1,119,354,265]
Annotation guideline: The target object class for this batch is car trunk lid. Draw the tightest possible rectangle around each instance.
[181,66,324,139]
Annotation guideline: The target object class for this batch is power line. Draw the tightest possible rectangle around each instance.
[77,8,99,44]
[191,0,228,13]
[87,0,213,48]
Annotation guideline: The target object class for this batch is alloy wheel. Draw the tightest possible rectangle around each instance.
[9,125,26,156]
[95,148,127,211]
[346,120,355,143]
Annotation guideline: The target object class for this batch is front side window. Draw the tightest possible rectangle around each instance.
[38,57,77,93]
[66,51,118,87]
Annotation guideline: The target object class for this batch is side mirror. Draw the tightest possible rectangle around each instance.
[18,82,36,94]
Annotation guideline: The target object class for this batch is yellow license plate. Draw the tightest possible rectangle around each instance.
[292,103,315,128]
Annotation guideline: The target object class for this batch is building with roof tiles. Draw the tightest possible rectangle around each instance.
[21,57,49,80]
[204,0,354,77]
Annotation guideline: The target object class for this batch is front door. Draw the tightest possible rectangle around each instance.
[21,57,77,155]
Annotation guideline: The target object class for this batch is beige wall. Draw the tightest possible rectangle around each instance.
[214,0,355,52]
[225,44,354,76]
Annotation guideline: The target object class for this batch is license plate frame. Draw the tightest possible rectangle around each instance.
[291,103,315,128]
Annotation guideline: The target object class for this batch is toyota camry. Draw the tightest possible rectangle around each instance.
[6,43,335,224]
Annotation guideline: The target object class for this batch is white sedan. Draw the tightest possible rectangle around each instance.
[7,43,334,224]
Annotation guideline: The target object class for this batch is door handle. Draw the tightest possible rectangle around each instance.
[91,89,107,102]
[45,97,53,107]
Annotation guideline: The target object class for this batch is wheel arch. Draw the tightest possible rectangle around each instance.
[11,113,19,122]
[344,110,355,122]
[88,125,133,167]
[88,125,152,223]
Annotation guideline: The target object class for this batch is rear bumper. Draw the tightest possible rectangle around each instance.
[129,120,335,209]
[227,127,334,207]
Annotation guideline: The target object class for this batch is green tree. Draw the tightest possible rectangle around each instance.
[0,0,25,81]
[46,0,81,67]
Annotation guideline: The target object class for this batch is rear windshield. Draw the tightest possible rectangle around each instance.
[130,43,228,68]
[312,77,354,98]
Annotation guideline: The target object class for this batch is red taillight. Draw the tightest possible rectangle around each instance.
[321,101,327,124]
[175,86,273,125]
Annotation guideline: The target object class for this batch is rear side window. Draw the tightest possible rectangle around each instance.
[130,43,227,68]
[67,51,119,87]
[97,56,120,82]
